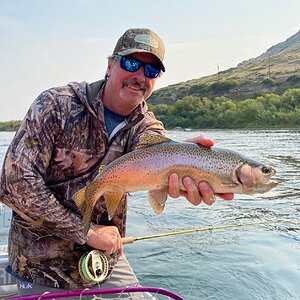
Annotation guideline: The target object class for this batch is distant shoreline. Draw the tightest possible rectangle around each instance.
[0,123,299,132]
[0,120,21,132]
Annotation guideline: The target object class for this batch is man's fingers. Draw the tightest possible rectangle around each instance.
[168,173,181,198]
[184,135,214,148]
[104,239,123,256]
[182,177,202,206]
[118,238,124,255]
[216,193,234,200]
[87,225,123,256]
[168,173,234,207]
[198,181,216,206]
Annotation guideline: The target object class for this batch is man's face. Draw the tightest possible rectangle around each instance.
[105,52,160,115]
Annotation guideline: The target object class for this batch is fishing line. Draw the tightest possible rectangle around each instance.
[122,218,294,300]
[186,257,200,300]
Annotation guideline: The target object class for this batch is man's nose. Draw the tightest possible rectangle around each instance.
[134,66,146,78]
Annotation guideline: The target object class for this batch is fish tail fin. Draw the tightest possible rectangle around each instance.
[73,186,91,233]
[148,188,168,215]
[104,192,125,220]
[81,204,95,234]
[73,186,87,212]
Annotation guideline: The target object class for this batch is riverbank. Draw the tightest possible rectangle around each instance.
[0,121,21,132]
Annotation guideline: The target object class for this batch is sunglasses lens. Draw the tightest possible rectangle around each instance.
[144,64,160,78]
[121,57,140,72]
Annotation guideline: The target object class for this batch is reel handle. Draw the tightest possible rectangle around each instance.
[121,236,135,244]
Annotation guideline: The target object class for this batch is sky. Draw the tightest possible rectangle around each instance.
[0,0,299,121]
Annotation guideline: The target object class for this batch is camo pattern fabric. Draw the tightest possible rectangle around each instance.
[113,28,165,71]
[0,80,165,288]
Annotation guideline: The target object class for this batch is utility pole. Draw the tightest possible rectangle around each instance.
[217,63,220,81]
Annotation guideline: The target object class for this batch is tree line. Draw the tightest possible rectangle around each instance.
[148,88,300,129]
[0,120,22,131]
[1,88,300,131]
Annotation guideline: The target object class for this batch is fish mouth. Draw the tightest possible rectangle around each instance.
[234,163,278,193]
[253,178,278,193]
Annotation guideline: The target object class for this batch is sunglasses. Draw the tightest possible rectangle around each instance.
[112,55,161,79]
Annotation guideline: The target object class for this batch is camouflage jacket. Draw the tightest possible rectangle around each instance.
[0,80,165,288]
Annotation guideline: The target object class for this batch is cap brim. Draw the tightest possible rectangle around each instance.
[116,49,165,72]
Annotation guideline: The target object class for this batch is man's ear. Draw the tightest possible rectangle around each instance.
[107,58,115,76]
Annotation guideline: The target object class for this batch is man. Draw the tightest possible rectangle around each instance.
[0,28,233,296]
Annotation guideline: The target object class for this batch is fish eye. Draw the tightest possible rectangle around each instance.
[261,165,272,174]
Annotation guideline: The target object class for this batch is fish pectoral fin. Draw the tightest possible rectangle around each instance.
[104,192,125,219]
[148,188,168,215]
[73,186,87,211]
[136,133,172,149]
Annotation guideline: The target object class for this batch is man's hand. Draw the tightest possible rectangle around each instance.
[168,135,234,205]
[86,225,123,256]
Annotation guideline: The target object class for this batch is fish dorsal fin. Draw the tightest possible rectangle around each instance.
[136,133,172,149]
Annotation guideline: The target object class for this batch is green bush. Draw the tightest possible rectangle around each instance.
[149,88,300,129]
[208,80,239,93]
[287,74,300,83]
[0,120,21,131]
[262,78,276,86]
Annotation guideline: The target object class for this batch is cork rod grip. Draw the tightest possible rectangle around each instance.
[121,236,135,244]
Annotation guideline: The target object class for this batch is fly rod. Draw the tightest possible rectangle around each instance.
[121,219,293,245]
[78,219,294,284]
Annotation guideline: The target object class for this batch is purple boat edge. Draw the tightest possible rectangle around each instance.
[7,286,184,300]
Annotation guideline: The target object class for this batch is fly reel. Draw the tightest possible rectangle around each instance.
[78,250,109,283]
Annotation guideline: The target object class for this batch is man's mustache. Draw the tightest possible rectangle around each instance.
[122,79,147,92]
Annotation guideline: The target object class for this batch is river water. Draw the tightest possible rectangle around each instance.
[0,129,299,300]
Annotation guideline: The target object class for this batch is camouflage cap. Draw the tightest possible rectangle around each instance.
[113,28,165,72]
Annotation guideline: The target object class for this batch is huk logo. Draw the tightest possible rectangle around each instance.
[19,282,33,289]
[134,34,159,48]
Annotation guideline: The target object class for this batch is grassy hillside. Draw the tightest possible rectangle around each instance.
[149,30,300,105]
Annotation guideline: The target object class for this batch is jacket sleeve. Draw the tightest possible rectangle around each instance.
[0,90,88,245]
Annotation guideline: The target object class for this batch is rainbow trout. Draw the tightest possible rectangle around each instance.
[73,134,277,233]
